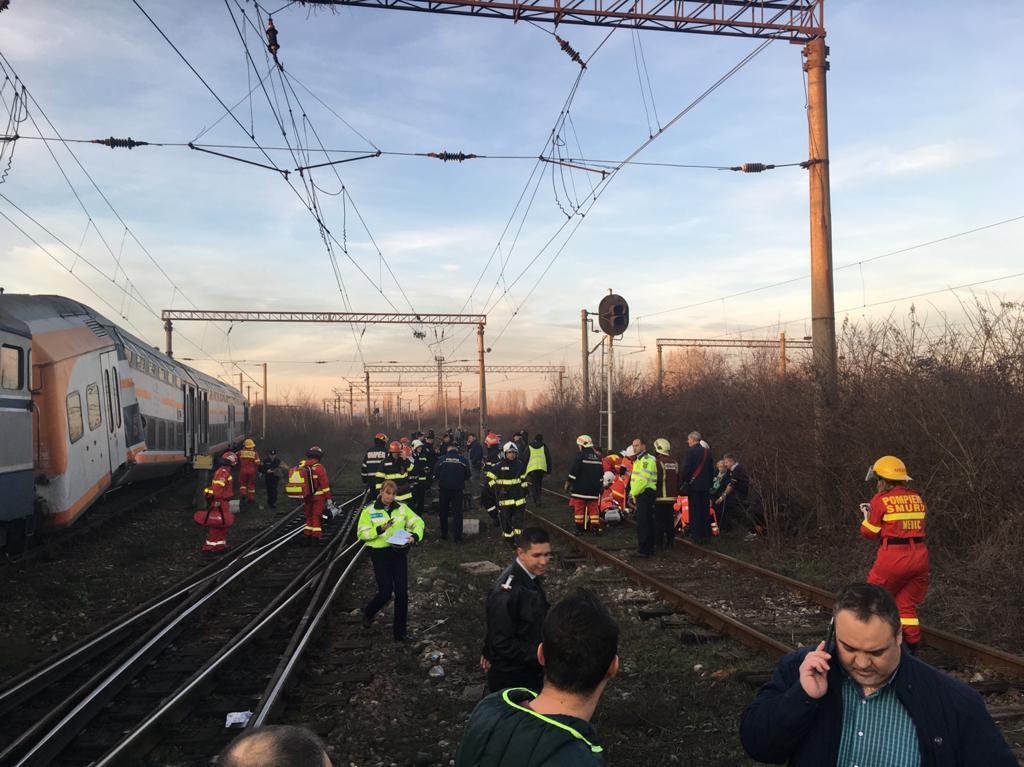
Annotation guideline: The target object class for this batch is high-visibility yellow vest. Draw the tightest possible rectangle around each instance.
[526,445,548,474]
[285,460,310,498]
[357,500,425,549]
[629,453,657,496]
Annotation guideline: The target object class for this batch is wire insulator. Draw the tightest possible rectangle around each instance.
[266,18,280,57]
[555,35,586,69]
[91,137,150,149]
[729,162,775,173]
[428,151,478,163]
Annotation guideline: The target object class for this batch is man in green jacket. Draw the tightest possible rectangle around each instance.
[456,588,619,767]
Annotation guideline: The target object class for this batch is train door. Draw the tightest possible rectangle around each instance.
[183,383,197,457]
[99,350,126,472]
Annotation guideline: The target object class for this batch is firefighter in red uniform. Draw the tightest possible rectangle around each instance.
[859,455,928,652]
[198,451,237,554]
[237,438,260,504]
[286,446,332,544]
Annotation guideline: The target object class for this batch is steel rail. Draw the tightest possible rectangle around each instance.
[524,508,793,658]
[10,518,309,766]
[0,488,325,718]
[93,534,366,766]
[542,488,1024,676]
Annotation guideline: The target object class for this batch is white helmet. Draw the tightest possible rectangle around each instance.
[411,439,424,449]
[602,470,614,487]
[503,441,519,454]
[623,445,636,458]
[654,438,671,455]
[576,434,594,448]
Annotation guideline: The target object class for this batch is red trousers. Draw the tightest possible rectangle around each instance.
[200,502,235,552]
[570,498,601,530]
[303,497,326,538]
[867,542,929,645]
[238,466,257,501]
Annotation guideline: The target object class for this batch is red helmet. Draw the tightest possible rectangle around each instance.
[400,436,411,444]
[484,432,501,447]
[306,445,323,458]
[389,440,402,452]
[221,451,238,466]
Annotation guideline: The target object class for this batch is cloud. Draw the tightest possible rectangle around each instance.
[832,140,982,186]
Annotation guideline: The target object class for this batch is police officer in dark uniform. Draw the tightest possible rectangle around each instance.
[259,449,282,509]
[480,527,552,692]
[434,442,471,541]
[361,432,389,489]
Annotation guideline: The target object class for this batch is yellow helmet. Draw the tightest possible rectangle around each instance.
[243,438,255,449]
[653,438,671,455]
[867,455,911,482]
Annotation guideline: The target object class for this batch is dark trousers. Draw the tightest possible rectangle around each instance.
[438,487,464,541]
[264,475,279,508]
[688,490,712,541]
[363,548,410,640]
[654,502,676,548]
[527,471,545,504]
[635,489,656,555]
[412,484,427,516]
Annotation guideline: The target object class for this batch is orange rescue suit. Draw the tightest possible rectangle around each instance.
[860,485,929,645]
[198,465,235,552]
[238,448,260,501]
[302,459,332,539]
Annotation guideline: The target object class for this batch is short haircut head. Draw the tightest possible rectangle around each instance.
[723,452,738,462]
[380,479,398,494]
[688,431,701,442]
[218,725,331,767]
[517,526,549,550]
[542,588,618,695]
[833,582,901,636]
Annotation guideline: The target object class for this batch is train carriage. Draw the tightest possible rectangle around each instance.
[0,294,248,549]
[0,304,34,543]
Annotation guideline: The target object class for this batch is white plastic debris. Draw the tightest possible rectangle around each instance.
[428,665,446,679]
[225,711,253,728]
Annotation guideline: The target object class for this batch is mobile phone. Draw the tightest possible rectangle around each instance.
[823,617,836,655]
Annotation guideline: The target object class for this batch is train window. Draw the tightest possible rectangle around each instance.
[67,391,84,444]
[86,383,102,431]
[1,345,23,390]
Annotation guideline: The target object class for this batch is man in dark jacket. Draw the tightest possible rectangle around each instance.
[741,582,1015,767]
[434,442,471,542]
[487,442,528,544]
[259,449,282,509]
[467,433,484,499]
[565,435,604,534]
[409,439,432,517]
[480,527,551,693]
[361,432,388,488]
[460,587,618,767]
[678,431,714,542]
[715,451,749,533]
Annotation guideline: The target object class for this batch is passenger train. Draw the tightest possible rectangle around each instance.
[0,293,248,550]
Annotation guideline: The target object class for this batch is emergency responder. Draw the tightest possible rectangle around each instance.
[357,479,425,642]
[467,433,483,499]
[198,451,237,554]
[375,440,414,505]
[259,449,282,510]
[487,441,528,544]
[409,439,431,516]
[479,526,551,692]
[237,438,260,504]
[565,434,604,534]
[422,429,438,468]
[860,455,929,653]
[715,451,749,533]
[285,446,331,543]
[361,433,388,488]
[434,442,471,541]
[629,437,658,558]
[524,433,552,506]
[480,432,503,525]
[653,438,679,550]
[679,431,714,542]
[400,435,412,460]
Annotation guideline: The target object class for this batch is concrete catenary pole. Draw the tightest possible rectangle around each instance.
[606,334,614,452]
[804,36,837,528]
[348,383,354,424]
[656,342,663,393]
[364,371,371,426]
[164,319,173,358]
[261,362,267,438]
[581,309,589,406]
[779,332,787,376]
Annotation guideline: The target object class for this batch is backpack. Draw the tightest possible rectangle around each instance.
[286,463,314,499]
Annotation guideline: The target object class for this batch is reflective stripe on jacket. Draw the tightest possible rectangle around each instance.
[526,444,549,475]
[487,459,528,508]
[375,455,413,501]
[655,453,679,502]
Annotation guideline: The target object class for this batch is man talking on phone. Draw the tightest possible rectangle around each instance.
[740,582,1015,766]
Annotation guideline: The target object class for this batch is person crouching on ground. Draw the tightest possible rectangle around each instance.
[357,479,425,642]
[458,587,619,767]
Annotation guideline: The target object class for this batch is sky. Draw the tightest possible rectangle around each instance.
[1,0,1022,412]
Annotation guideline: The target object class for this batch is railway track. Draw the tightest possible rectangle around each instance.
[0,487,372,767]
[530,489,1024,755]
